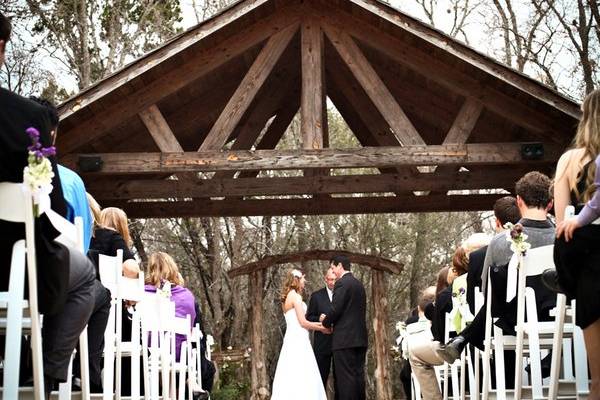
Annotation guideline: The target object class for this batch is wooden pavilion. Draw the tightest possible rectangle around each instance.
[56,0,581,398]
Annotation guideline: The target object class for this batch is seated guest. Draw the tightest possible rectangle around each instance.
[0,14,96,396]
[437,172,557,371]
[466,197,520,314]
[29,96,112,393]
[88,206,140,278]
[408,266,456,400]
[145,252,196,361]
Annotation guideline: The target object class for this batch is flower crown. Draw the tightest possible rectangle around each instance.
[291,269,303,279]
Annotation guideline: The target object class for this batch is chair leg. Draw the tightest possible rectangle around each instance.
[492,326,506,400]
[549,294,567,400]
[79,326,91,400]
[574,325,590,399]
[3,241,26,400]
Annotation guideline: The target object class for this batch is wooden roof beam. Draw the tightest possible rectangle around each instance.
[237,100,300,179]
[139,104,184,152]
[300,19,326,150]
[88,169,530,201]
[198,22,299,151]
[111,193,506,218]
[322,22,425,147]
[58,11,301,156]
[319,10,573,138]
[65,143,560,175]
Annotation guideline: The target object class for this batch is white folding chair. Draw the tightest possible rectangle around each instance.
[51,215,92,400]
[99,250,146,400]
[98,250,123,400]
[482,245,582,400]
[0,182,44,400]
[138,293,176,400]
[169,314,193,400]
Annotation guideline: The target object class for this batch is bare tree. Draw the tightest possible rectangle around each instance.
[538,0,598,93]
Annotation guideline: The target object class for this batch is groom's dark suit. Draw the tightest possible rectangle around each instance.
[322,272,367,400]
[306,287,334,388]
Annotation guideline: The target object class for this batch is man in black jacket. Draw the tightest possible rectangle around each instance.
[0,14,96,396]
[306,268,337,391]
[322,255,368,400]
[466,196,520,314]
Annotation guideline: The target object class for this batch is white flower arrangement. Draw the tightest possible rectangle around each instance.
[504,222,531,255]
[23,127,56,216]
[156,280,172,299]
[394,321,409,360]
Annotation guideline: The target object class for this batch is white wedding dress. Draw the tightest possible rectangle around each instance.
[270,302,327,400]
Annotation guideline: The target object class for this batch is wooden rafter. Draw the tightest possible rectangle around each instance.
[228,249,404,277]
[237,100,301,179]
[138,105,184,152]
[66,143,559,175]
[88,169,532,201]
[321,9,572,139]
[212,63,300,180]
[322,22,425,147]
[300,19,326,150]
[58,11,301,155]
[198,23,299,151]
[109,193,506,218]
[443,97,483,145]
[429,97,484,194]
[344,0,579,119]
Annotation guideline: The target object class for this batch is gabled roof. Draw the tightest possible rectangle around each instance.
[57,0,580,218]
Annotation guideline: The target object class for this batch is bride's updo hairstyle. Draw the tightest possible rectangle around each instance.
[280,268,304,303]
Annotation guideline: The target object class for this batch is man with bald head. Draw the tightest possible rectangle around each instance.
[306,267,337,394]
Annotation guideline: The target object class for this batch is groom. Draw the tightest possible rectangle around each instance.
[321,255,368,400]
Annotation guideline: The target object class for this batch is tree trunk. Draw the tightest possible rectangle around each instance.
[249,270,269,400]
[372,270,393,400]
[409,214,428,308]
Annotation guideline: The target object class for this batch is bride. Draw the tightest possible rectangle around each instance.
[271,269,330,400]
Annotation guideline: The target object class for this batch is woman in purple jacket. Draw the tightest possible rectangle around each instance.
[145,252,196,361]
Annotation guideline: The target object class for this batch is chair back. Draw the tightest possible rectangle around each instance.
[99,250,124,294]
[521,245,555,277]
[0,182,44,400]
[0,183,28,223]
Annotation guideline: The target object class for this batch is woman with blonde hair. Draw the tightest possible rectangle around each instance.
[88,206,139,278]
[144,252,195,361]
[552,88,600,399]
[271,268,329,400]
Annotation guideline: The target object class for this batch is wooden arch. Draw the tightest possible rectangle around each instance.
[228,250,404,400]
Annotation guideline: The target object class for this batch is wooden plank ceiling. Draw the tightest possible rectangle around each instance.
[56,0,581,218]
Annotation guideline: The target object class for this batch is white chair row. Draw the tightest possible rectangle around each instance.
[478,244,589,400]
[98,251,209,400]
[411,244,590,400]
[0,182,91,400]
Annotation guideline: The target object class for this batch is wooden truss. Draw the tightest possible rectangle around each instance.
[57,1,576,219]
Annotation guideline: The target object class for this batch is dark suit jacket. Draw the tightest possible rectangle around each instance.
[322,272,368,350]
[424,286,452,342]
[0,87,70,315]
[466,245,487,314]
[306,287,333,355]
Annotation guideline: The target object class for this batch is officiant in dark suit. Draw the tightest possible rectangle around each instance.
[306,268,337,391]
[322,255,368,400]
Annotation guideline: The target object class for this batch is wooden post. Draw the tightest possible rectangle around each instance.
[372,270,393,400]
[249,270,269,400]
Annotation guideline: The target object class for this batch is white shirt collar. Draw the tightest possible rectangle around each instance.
[326,287,333,301]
